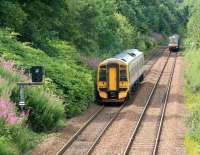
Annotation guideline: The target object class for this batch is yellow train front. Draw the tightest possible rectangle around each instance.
[96,49,144,103]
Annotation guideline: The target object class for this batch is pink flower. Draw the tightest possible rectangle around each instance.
[0,59,15,71]
[0,99,27,125]
[87,58,101,68]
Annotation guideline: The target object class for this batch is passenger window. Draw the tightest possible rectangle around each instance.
[120,70,127,81]
[99,69,107,81]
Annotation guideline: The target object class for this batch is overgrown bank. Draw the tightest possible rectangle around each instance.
[0,29,94,118]
[184,0,200,154]
[185,50,200,155]
[0,57,65,154]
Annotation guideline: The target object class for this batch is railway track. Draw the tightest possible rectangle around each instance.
[56,104,127,155]
[122,52,177,155]
[152,53,177,155]
[144,47,167,76]
[144,46,167,64]
[56,47,168,155]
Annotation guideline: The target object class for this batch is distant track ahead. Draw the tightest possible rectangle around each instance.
[122,52,177,155]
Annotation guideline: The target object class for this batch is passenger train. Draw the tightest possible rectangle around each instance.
[168,34,180,52]
[96,49,144,103]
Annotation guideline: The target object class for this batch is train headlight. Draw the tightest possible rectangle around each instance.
[119,81,128,87]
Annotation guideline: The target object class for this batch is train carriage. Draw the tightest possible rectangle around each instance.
[96,49,144,103]
[168,34,180,52]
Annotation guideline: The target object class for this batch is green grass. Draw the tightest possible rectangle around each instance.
[185,135,200,155]
[0,119,42,155]
[0,136,19,155]
[185,49,200,154]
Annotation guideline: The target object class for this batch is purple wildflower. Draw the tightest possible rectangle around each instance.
[0,59,15,71]
[0,99,27,125]
[87,58,101,68]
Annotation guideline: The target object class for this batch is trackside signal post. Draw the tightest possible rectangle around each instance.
[17,66,44,111]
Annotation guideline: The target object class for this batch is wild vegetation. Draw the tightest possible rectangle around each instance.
[183,0,200,154]
[0,58,64,154]
[0,0,185,154]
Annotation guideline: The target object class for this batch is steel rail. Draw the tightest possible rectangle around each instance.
[152,53,177,155]
[85,102,127,155]
[122,52,171,155]
[144,46,167,65]
[56,106,105,155]
[85,48,168,155]
[56,47,168,155]
[84,48,168,155]
[144,48,167,77]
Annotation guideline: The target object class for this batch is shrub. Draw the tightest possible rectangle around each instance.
[185,49,200,153]
[0,119,41,155]
[185,50,200,92]
[8,124,41,153]
[0,55,65,132]
[11,84,65,132]
[0,136,18,155]
[0,29,95,118]
[0,1,27,31]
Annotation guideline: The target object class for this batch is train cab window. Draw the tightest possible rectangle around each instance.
[120,69,127,81]
[121,59,127,62]
[99,66,107,81]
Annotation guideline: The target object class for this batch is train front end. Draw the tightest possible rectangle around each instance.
[169,35,180,52]
[96,59,129,103]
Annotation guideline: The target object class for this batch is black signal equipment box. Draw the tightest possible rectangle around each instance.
[30,66,43,83]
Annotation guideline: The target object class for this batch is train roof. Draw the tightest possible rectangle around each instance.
[115,49,143,64]
[99,49,143,65]
[169,34,180,39]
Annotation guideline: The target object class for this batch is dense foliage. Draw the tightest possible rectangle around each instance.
[0,38,66,154]
[185,50,200,155]
[0,29,94,118]
[0,52,65,131]
[0,0,183,54]
[0,119,41,155]
[184,0,200,48]
[183,0,200,154]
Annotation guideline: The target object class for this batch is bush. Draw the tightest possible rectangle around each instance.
[0,119,41,155]
[11,87,65,132]
[8,124,41,153]
[185,50,200,92]
[185,49,200,153]
[0,29,94,118]
[0,53,65,132]
[0,136,18,155]
[0,1,27,31]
